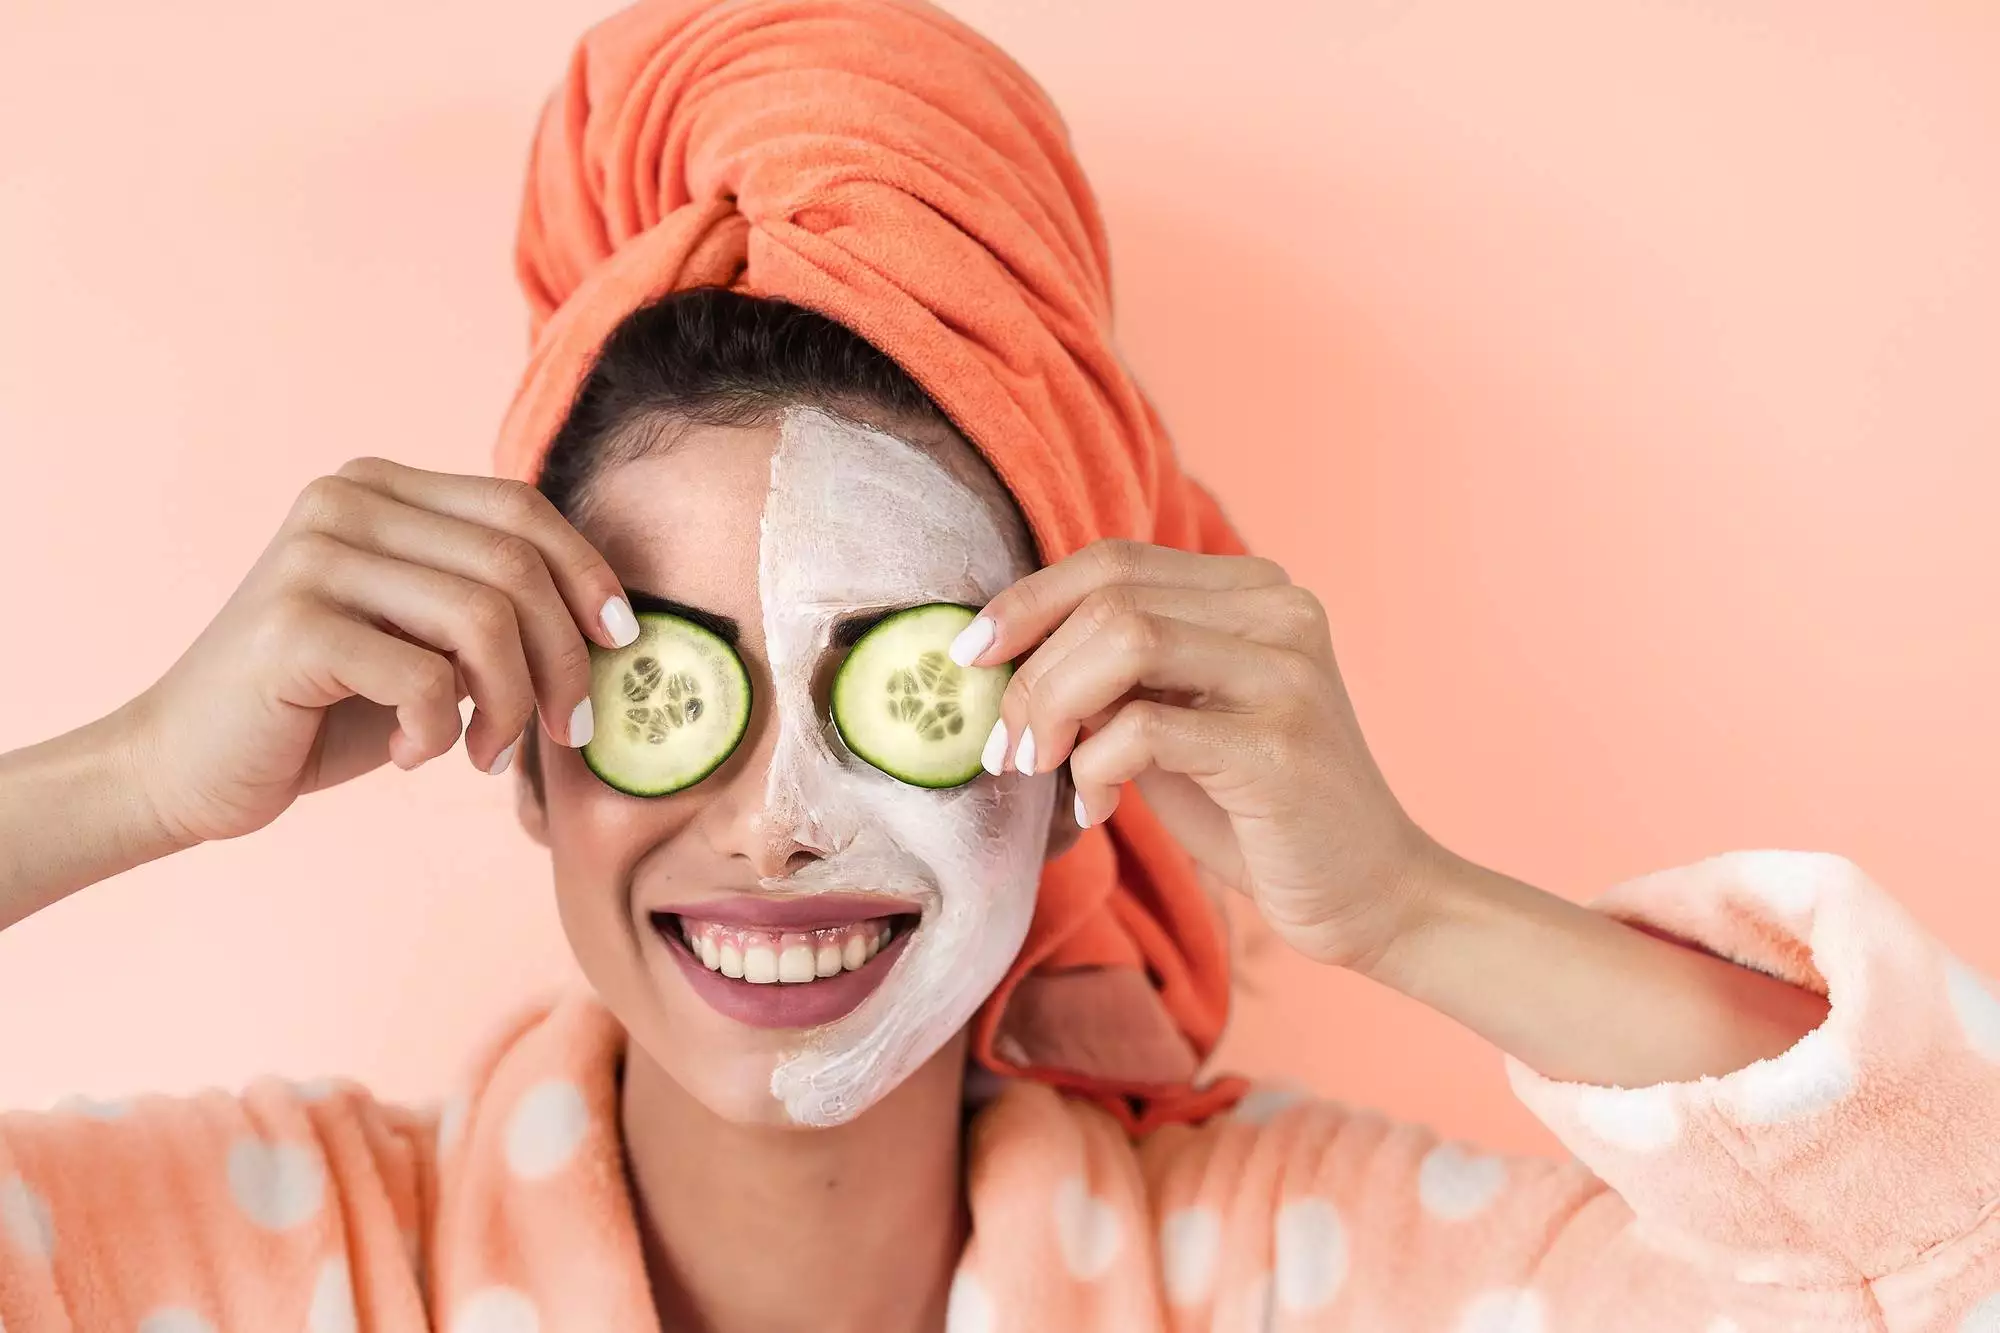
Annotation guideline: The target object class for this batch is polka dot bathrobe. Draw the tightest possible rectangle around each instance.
[6,851,2000,1330]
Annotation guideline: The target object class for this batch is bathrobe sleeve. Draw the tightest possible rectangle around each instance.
[0,1077,435,1331]
[1508,849,2000,1325]
[1075,850,2000,1332]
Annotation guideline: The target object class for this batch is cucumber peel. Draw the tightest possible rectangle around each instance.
[582,611,752,797]
[832,603,1011,788]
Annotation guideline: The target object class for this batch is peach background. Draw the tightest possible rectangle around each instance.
[2,0,1997,1156]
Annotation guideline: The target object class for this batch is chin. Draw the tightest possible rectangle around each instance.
[764,913,1030,1128]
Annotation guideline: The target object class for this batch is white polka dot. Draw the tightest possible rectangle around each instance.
[0,1176,53,1260]
[308,1256,358,1333]
[437,1094,470,1156]
[1722,850,1853,918]
[1948,962,2000,1062]
[1576,1084,1681,1153]
[504,1081,589,1181]
[1231,1083,1308,1126]
[1960,1293,2000,1332]
[1457,1287,1546,1333]
[1732,1252,1799,1285]
[449,1286,539,1333]
[1723,1027,1854,1125]
[944,1269,993,1333]
[1052,1176,1121,1280]
[226,1138,325,1231]
[1160,1206,1221,1306]
[1418,1143,1508,1221]
[137,1310,216,1333]
[53,1094,131,1120]
[1274,1196,1347,1312]
[1708,1319,1745,1333]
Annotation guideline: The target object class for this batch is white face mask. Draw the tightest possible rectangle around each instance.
[756,407,1054,1125]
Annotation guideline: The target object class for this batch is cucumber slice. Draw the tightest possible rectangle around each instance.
[582,611,752,797]
[832,603,1011,788]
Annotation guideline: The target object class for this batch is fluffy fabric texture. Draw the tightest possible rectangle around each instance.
[494,0,1242,1129]
[4,853,1998,1329]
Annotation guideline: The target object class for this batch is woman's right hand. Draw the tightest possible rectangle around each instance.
[117,458,639,847]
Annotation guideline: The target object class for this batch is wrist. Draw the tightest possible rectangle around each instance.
[0,705,196,928]
[1351,837,1500,992]
[1286,824,1456,976]
[94,698,201,860]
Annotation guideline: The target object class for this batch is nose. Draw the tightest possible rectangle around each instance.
[700,717,833,880]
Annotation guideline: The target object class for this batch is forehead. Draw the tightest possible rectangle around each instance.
[762,407,1027,609]
[577,412,1032,627]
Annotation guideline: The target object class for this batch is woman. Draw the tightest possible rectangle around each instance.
[2,1,1996,1330]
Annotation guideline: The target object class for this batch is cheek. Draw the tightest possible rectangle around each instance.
[540,752,695,905]
[862,778,1052,916]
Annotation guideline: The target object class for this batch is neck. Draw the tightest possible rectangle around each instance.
[619,1033,971,1333]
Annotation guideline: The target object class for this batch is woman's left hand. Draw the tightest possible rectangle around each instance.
[953,538,1440,972]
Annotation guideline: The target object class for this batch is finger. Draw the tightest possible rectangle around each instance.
[302,536,538,773]
[1066,700,1256,829]
[315,462,638,650]
[272,598,465,769]
[996,580,1336,768]
[304,697,401,793]
[950,538,1289,668]
[284,478,597,748]
[1005,614,1314,777]
[998,582,1333,721]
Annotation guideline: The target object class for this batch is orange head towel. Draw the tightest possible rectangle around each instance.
[496,0,1245,1132]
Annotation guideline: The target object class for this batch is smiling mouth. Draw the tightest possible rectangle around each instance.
[649,908,921,1030]
[658,914,917,982]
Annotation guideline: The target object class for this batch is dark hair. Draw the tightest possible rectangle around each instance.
[521,287,971,802]
[537,287,954,522]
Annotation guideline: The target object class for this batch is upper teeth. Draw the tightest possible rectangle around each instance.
[681,919,891,984]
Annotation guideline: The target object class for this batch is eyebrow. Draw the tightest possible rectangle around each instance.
[620,591,901,650]
[622,590,741,646]
[832,608,896,648]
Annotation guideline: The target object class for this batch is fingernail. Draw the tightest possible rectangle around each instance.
[601,596,641,648]
[568,697,595,748]
[981,718,1010,776]
[949,616,995,668]
[487,735,520,776]
[1073,791,1091,828]
[1014,726,1036,776]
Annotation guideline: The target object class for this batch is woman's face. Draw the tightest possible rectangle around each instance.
[525,407,1061,1127]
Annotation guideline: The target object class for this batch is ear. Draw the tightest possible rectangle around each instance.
[1042,767,1083,863]
[514,734,550,847]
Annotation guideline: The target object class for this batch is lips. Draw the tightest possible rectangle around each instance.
[649,895,920,1030]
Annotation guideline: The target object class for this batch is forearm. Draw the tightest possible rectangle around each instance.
[0,707,189,930]
[1366,844,1829,1087]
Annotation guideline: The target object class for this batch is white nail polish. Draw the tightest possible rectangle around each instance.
[487,736,520,776]
[1073,791,1090,828]
[1014,726,1036,776]
[981,718,1009,776]
[948,616,996,668]
[568,697,595,748]
[601,596,641,648]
